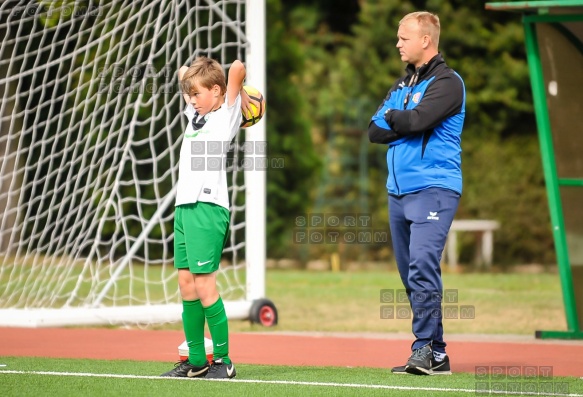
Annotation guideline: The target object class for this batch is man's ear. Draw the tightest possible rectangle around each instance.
[213,84,221,97]
[422,35,430,49]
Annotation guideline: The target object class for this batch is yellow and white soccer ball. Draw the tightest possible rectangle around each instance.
[240,85,266,128]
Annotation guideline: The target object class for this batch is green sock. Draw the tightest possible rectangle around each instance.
[203,296,231,364]
[182,299,207,366]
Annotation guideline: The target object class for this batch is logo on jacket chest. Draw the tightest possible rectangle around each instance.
[412,92,422,104]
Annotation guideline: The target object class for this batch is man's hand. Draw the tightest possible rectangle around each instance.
[384,108,392,124]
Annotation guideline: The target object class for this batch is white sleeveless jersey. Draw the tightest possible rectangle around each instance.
[175,94,242,209]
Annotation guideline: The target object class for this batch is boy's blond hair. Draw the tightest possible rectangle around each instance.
[180,57,227,96]
[400,11,440,49]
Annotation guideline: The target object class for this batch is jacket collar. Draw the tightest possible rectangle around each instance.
[405,53,444,79]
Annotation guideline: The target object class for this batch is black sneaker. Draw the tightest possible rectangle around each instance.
[391,365,408,374]
[393,352,452,375]
[431,355,452,375]
[405,345,433,375]
[205,358,236,379]
[160,359,209,378]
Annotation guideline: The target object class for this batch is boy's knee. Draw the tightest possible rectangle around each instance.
[194,273,219,305]
[177,270,197,299]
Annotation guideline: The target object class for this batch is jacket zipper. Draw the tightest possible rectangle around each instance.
[403,71,419,110]
[391,72,418,195]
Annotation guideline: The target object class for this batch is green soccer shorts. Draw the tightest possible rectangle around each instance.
[174,201,230,274]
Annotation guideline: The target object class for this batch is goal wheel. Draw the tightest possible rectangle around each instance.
[249,299,278,326]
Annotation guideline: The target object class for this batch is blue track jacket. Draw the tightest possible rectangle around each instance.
[368,54,465,196]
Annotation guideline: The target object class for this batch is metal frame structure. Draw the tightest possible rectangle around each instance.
[486,0,583,339]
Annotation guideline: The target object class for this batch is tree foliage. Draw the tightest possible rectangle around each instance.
[277,0,555,266]
[264,0,322,257]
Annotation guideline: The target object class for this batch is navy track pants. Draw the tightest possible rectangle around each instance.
[388,187,460,353]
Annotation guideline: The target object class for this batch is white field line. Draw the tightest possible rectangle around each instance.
[0,370,581,397]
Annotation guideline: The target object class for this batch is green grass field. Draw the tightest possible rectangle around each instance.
[1,357,581,397]
[224,269,566,335]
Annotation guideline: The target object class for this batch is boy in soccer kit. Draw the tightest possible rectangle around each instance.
[161,57,250,379]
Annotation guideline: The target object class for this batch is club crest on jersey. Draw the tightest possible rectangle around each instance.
[412,92,422,104]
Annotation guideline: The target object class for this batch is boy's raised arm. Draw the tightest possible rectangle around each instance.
[227,60,246,107]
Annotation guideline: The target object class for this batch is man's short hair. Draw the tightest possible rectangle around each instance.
[180,57,227,97]
[400,11,440,48]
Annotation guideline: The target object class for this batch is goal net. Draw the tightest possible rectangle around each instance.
[0,0,267,327]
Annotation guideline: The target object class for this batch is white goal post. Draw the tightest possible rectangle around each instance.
[0,0,273,327]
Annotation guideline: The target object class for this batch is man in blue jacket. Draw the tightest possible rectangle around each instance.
[369,11,465,376]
